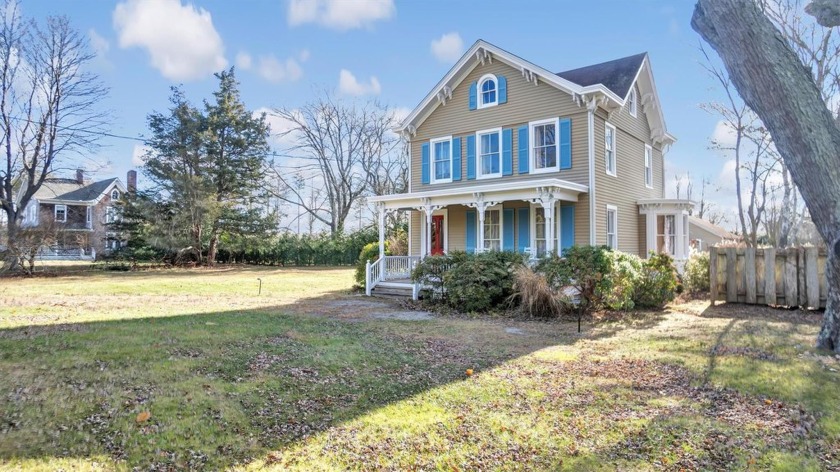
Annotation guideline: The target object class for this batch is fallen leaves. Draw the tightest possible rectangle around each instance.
[135,411,151,423]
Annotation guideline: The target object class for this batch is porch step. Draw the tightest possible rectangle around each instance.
[371,285,414,299]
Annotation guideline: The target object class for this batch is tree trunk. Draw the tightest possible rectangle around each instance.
[2,218,21,272]
[692,0,840,351]
[206,232,219,267]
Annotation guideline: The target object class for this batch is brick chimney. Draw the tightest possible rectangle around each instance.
[126,170,137,193]
[76,169,84,184]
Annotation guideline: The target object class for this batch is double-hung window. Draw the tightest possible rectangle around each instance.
[106,206,116,224]
[86,206,92,228]
[644,144,653,188]
[605,123,616,176]
[483,209,501,252]
[478,74,497,108]
[606,205,618,250]
[531,118,558,173]
[431,137,452,184]
[476,128,501,178]
[54,204,67,223]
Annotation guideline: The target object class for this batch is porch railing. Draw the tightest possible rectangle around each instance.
[365,255,421,297]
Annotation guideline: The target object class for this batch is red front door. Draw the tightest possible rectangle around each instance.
[431,215,445,255]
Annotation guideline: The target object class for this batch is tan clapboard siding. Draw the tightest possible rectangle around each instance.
[410,211,421,256]
[638,214,647,256]
[411,60,589,192]
[609,83,651,144]
[574,194,590,246]
[447,205,468,251]
[593,113,663,256]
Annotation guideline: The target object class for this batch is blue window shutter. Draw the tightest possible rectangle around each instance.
[468,81,477,110]
[502,128,513,176]
[466,210,477,253]
[517,207,530,253]
[517,125,529,174]
[466,135,476,180]
[498,75,507,104]
[421,142,430,184]
[503,208,515,251]
[559,118,572,169]
[561,205,575,252]
[451,137,462,181]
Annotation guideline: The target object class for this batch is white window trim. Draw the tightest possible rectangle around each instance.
[475,127,502,180]
[529,117,560,175]
[628,88,637,117]
[419,208,449,255]
[476,73,498,110]
[54,204,67,223]
[644,144,653,189]
[430,135,453,185]
[482,204,504,252]
[111,189,120,200]
[605,122,617,177]
[86,206,92,227]
[606,204,618,250]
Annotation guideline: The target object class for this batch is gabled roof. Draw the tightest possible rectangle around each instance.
[398,40,674,146]
[556,52,647,100]
[689,216,740,240]
[33,177,124,203]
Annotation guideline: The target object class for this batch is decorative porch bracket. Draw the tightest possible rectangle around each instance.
[414,197,442,257]
[529,187,558,256]
[467,192,499,253]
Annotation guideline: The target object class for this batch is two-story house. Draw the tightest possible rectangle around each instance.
[366,40,692,297]
[19,169,135,259]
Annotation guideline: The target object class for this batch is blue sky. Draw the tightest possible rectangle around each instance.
[24,0,735,225]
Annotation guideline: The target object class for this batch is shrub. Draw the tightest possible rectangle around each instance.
[354,242,383,288]
[512,265,560,317]
[634,252,679,308]
[411,253,455,299]
[603,251,643,310]
[684,250,710,293]
[537,245,613,315]
[443,251,525,312]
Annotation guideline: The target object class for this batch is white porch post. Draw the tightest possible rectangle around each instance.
[468,192,498,253]
[377,203,386,258]
[530,187,557,256]
[645,211,657,258]
[675,210,686,260]
[416,197,440,258]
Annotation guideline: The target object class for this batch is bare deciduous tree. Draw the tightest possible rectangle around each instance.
[692,0,840,350]
[0,1,108,270]
[269,93,403,235]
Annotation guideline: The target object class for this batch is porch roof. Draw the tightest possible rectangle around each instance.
[369,178,588,210]
[637,198,695,214]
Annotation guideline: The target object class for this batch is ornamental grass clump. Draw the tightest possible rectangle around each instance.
[512,265,562,318]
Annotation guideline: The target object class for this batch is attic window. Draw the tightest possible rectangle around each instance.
[627,88,637,117]
[54,205,66,223]
[111,189,120,200]
[478,74,497,109]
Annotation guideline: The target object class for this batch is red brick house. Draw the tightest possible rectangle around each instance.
[19,170,135,259]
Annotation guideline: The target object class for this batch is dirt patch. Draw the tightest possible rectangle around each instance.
[371,311,435,321]
[710,344,778,361]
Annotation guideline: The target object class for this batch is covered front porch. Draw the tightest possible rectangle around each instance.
[638,199,695,268]
[365,178,589,297]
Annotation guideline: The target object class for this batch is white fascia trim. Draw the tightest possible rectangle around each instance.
[407,138,412,193]
[605,122,617,177]
[644,144,654,189]
[475,127,502,179]
[397,40,583,133]
[429,135,454,185]
[369,178,589,206]
[476,73,499,110]
[529,117,560,175]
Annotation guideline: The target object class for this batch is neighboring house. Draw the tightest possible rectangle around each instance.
[18,169,136,259]
[689,216,739,251]
[366,40,692,296]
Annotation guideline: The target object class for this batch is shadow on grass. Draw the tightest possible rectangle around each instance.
[0,287,670,469]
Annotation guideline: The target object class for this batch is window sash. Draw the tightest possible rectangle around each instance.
[480,79,496,105]
[478,131,500,176]
[54,205,66,222]
[606,209,617,249]
[605,126,616,174]
[483,209,501,251]
[644,147,653,187]
[432,140,451,181]
[533,123,557,170]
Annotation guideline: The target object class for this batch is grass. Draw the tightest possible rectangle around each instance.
[0,266,838,470]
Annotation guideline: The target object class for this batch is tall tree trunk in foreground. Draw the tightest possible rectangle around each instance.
[692,0,840,351]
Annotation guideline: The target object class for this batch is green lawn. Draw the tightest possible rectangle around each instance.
[0,266,838,470]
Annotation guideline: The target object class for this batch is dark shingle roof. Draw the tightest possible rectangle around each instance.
[34,178,118,202]
[556,52,647,99]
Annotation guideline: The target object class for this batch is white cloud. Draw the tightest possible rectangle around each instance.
[236,51,252,70]
[711,120,738,149]
[430,32,464,63]
[338,69,381,96]
[288,0,395,30]
[390,106,411,124]
[256,107,303,149]
[257,55,304,83]
[299,49,311,62]
[131,144,151,166]
[89,29,110,57]
[113,0,227,81]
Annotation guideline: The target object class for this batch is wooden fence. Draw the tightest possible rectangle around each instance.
[709,246,827,309]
